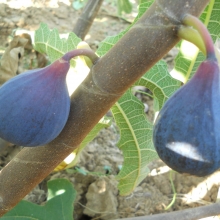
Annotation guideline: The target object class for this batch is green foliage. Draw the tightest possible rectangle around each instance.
[35,23,81,63]
[1,179,76,220]
[112,89,158,195]
[33,0,158,196]
[109,60,180,195]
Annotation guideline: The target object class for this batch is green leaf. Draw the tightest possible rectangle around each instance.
[2,179,76,220]
[111,89,158,196]
[113,60,180,195]
[34,23,81,63]
[171,0,220,83]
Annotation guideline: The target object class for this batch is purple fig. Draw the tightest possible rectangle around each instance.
[153,14,220,177]
[153,58,220,176]
[0,58,70,147]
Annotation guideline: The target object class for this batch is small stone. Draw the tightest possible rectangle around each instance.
[144,103,149,113]
[11,16,21,23]
[135,210,145,216]
[84,176,118,220]
[17,17,25,26]
[0,4,6,16]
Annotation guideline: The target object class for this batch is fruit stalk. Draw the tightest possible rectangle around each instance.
[62,48,99,64]
[177,26,206,55]
[182,14,216,59]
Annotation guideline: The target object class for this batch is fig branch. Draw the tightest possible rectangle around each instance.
[73,0,104,40]
[0,0,209,217]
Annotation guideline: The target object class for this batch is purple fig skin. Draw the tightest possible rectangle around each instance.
[0,58,70,147]
[153,59,220,176]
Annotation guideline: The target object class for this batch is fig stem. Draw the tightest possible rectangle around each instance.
[62,48,99,64]
[178,26,206,55]
[182,14,216,60]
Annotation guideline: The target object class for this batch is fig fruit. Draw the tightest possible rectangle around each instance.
[153,14,220,177]
[153,58,220,176]
[0,48,98,147]
[0,58,70,147]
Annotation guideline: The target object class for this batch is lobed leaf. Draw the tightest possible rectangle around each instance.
[115,61,180,195]
[111,89,158,195]
[34,23,81,63]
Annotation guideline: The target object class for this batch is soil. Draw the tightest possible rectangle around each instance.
[0,1,220,220]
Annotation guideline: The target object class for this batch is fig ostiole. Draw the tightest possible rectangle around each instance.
[0,49,99,147]
[153,15,220,176]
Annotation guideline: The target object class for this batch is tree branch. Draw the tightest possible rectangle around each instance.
[73,0,104,39]
[0,0,209,216]
[117,202,220,220]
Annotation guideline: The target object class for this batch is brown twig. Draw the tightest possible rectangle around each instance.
[117,202,220,220]
[73,0,104,40]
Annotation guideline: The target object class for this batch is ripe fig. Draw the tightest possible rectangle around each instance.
[0,48,99,147]
[153,14,220,176]
[0,58,70,147]
[153,58,220,176]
